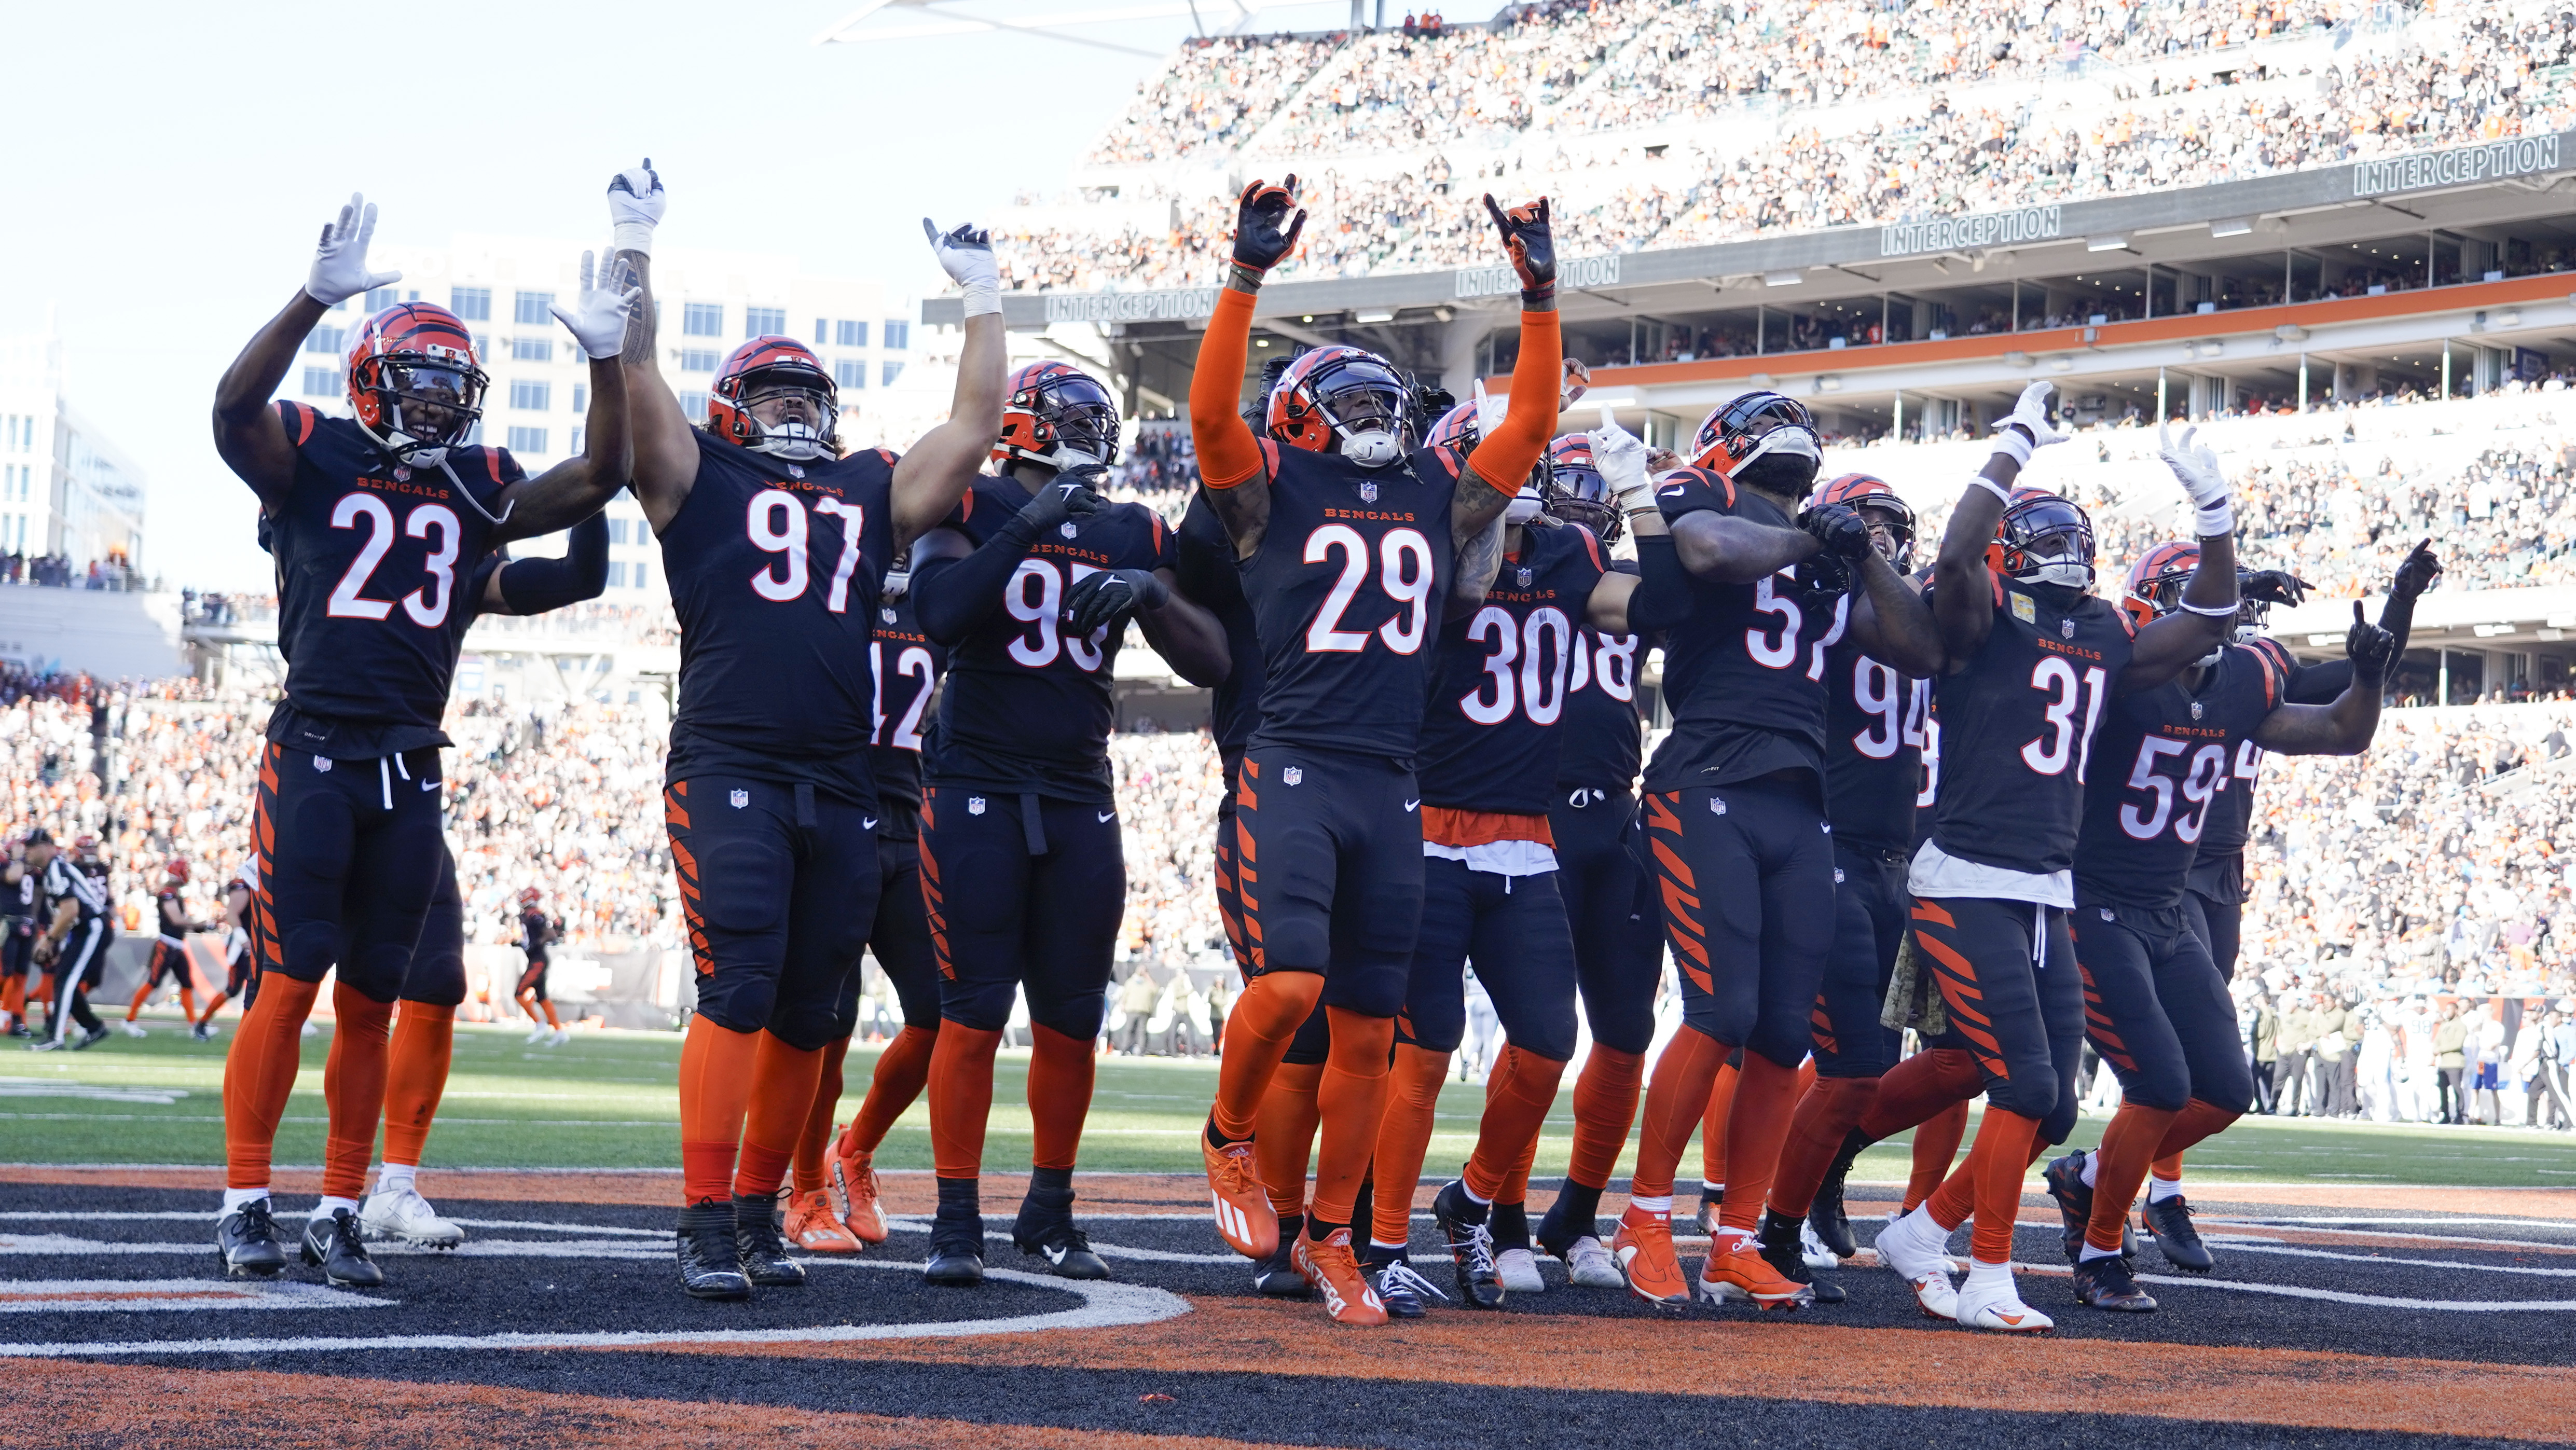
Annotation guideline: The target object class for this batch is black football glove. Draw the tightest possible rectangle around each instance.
[1794,551,1853,596]
[1232,177,1306,276]
[1482,195,1555,302]
[2241,569,2312,607]
[2389,537,2443,603]
[1018,465,1109,532]
[1064,568,1169,636]
[1799,502,1873,562]
[2346,600,2398,685]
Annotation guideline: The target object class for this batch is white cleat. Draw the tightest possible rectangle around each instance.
[1495,1246,1546,1294]
[360,1185,467,1250]
[118,1021,149,1038]
[1562,1235,1625,1289]
[547,1027,571,1047]
[1954,1269,2054,1333]
[1800,1217,1839,1268]
[1871,1206,1961,1320]
[524,1025,550,1044]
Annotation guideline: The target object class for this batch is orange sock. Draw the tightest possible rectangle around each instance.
[1716,1052,1801,1233]
[1906,1098,1972,1212]
[677,1016,761,1204]
[840,1023,936,1157]
[794,1037,851,1195]
[1369,1044,1450,1246]
[518,992,543,1026]
[2150,1097,2241,1164]
[320,985,395,1202]
[222,976,321,1191]
[1564,1045,1643,1190]
[1253,1059,1324,1218]
[1210,971,1325,1142]
[1857,1047,1984,1139]
[1463,1044,1563,1204]
[1630,1027,1727,1200]
[381,1002,456,1168]
[733,1032,824,1198]
[1932,1107,2039,1265]
[2151,1152,2184,1181]
[927,1023,1003,1181]
[178,986,198,1020]
[1308,1006,1393,1231]
[1028,1024,1096,1171]
[1767,1074,1878,1220]
[1,972,23,1024]
[2086,1102,2179,1253]
[126,983,151,1021]
[1698,1057,1740,1189]
[542,1001,561,1029]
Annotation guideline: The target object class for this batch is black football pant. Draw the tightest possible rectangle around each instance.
[1549,786,1661,1057]
[252,742,446,1003]
[2182,848,2245,980]
[1645,777,1836,1068]
[922,788,1123,1041]
[1232,745,1422,1018]
[666,776,878,1053]
[2069,891,2256,1116]
[46,919,107,1044]
[1395,857,1578,1061]
[402,849,467,1009]
[1910,894,2084,1145]
[144,939,192,991]
[828,833,940,1038]
[1813,843,1908,1078]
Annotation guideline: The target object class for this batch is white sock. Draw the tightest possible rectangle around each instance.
[1965,1258,2015,1294]
[2146,1174,2182,1203]
[2078,1151,2100,1188]
[1628,1194,1672,1216]
[1713,1225,1753,1245]
[2078,1241,2124,1262]
[220,1187,269,1215]
[1369,1238,1408,1255]
[376,1163,417,1196]
[311,1195,360,1220]
[1461,1179,1492,1206]
[1699,1180,1724,1196]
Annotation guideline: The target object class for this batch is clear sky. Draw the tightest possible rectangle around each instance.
[0,0,1367,591]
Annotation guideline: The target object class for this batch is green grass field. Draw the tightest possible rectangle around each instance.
[7,1012,2576,1187]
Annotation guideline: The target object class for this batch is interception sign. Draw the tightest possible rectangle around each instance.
[2351,136,2563,197]
[1880,205,2063,258]
[1456,253,1622,298]
[1042,288,1218,324]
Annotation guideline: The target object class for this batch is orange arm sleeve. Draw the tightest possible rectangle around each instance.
[1190,287,1265,490]
[1469,309,1561,491]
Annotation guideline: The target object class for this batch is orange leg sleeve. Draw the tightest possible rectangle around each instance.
[1210,971,1324,1142]
[541,1001,561,1029]
[1028,1023,1097,1172]
[1369,1044,1450,1247]
[1253,1059,1325,1218]
[2151,1097,2241,1165]
[1858,1046,1985,1139]
[840,1023,936,1158]
[1716,1052,1802,1234]
[381,1002,456,1169]
[1307,1007,1394,1232]
[1954,1107,2041,1265]
[1767,1074,1878,1220]
[794,1036,851,1196]
[1906,1098,1973,1213]
[221,976,321,1192]
[1632,1027,1727,1200]
[926,1024,1003,1181]
[2086,1102,2179,1254]
[320,985,395,1202]
[733,1032,825,1199]
[1698,1056,1741,1189]
[1564,1045,1644,1191]
[0,972,23,1023]
[1463,1045,1564,1204]
[126,982,152,1021]
[677,1015,761,1204]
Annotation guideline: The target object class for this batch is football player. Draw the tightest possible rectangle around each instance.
[2042,541,2400,1311]
[190,861,261,1041]
[0,833,42,1039]
[603,161,1004,1300]
[209,191,636,1284]
[1187,178,1563,1325]
[515,887,564,1045]
[31,834,113,1051]
[904,362,1229,1286]
[123,861,211,1034]
[1611,393,1941,1311]
[1868,393,2238,1333]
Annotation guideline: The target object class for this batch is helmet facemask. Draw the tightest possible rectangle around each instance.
[737,369,839,462]
[1996,495,2097,595]
[1695,392,1822,496]
[1301,355,1413,469]
[354,357,485,468]
[1539,447,1621,543]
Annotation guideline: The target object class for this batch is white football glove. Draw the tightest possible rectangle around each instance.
[1586,406,1654,514]
[551,252,642,361]
[305,192,402,308]
[1989,380,2065,467]
[608,158,666,256]
[2157,422,2234,535]
[925,219,1000,318]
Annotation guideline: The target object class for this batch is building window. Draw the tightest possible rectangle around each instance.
[679,391,709,422]
[451,287,492,322]
[365,286,402,314]
[302,326,345,354]
[683,302,724,338]
[633,560,649,590]
[605,517,629,545]
[506,426,548,454]
[572,383,589,413]
[834,360,867,390]
[814,319,830,346]
[301,367,337,396]
[838,320,869,348]
[514,291,554,325]
[883,321,910,350]
[509,380,551,411]
[607,561,629,589]
[745,307,786,337]
[512,337,553,363]
[881,361,906,388]
[681,349,719,373]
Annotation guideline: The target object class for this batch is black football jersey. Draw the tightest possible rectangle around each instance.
[1415,523,1609,814]
[660,433,897,807]
[1240,439,1461,761]
[520,907,552,951]
[263,403,515,758]
[1177,495,1266,756]
[1555,629,1646,796]
[927,478,1176,803]
[2193,643,2341,861]
[1928,578,2138,876]
[1644,467,1851,791]
[2075,643,2286,909]
[869,585,946,837]
[1824,641,1928,856]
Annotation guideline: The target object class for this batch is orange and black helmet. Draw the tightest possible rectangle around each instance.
[2124,540,2201,630]
[993,361,1121,471]
[707,336,838,460]
[1810,473,1916,571]
[1541,433,1622,542]
[1984,487,2097,591]
[1422,398,1481,455]
[1687,390,1820,482]
[347,303,486,467]
[164,859,190,886]
[519,887,542,905]
[1265,345,1413,463]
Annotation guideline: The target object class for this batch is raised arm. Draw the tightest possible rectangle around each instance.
[2253,602,2396,754]
[1577,417,1682,634]
[603,160,697,532]
[1933,382,2063,666]
[890,222,1007,550]
[490,253,639,544]
[1450,196,1562,548]
[2126,424,2241,691]
[213,194,402,505]
[1191,179,1306,559]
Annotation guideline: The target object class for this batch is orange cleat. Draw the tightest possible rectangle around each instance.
[1694,1233,1811,1309]
[1292,1226,1388,1326]
[828,1137,890,1246]
[1202,1129,1278,1260]
[784,1188,861,1253]
[1610,1203,1690,1307]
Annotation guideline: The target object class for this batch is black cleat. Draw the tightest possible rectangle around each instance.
[1012,1186,1109,1280]
[2042,1151,2095,1265]
[732,1192,805,1287]
[299,1208,384,1288]
[1756,1207,1839,1304]
[2142,1194,2214,1273]
[1431,1180,1504,1309]
[677,1199,751,1300]
[925,1206,985,1287]
[1252,1214,1312,1297]
[1807,1127,1870,1260]
[215,1198,287,1278]
[1695,1183,1724,1235]
[1358,1248,1443,1319]
[2072,1252,2158,1311]
[3,1023,30,1040]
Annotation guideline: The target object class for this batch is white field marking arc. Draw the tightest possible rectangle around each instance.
[2006,1261,2576,1311]
[0,1262,1190,1358]
[2201,1224,2576,1254]
[2190,1240,2576,1278]
[0,1279,390,1315]
[0,1235,665,1261]
[0,1213,663,1236]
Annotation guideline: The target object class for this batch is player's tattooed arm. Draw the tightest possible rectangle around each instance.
[493,253,640,544]
[1191,178,1301,559]
[1449,510,1508,619]
[892,222,1008,551]
[214,192,400,506]
[2254,602,2394,754]
[603,161,699,532]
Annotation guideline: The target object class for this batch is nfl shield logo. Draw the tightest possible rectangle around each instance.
[729,790,749,808]
[2191,701,2205,720]
[787,464,806,479]
[1357,481,1379,504]
[969,796,987,816]
[1516,567,1533,587]
[1283,767,1304,786]
[1059,522,1078,538]
[1710,797,1727,816]
[880,607,897,624]
[2061,619,2076,639]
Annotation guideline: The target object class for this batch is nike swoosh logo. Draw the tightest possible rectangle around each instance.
[1995,1312,2024,1324]
[1403,799,1420,812]
[1659,486,1686,495]
[1043,1246,1069,1265]
[863,818,879,830]
[1098,811,1116,823]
